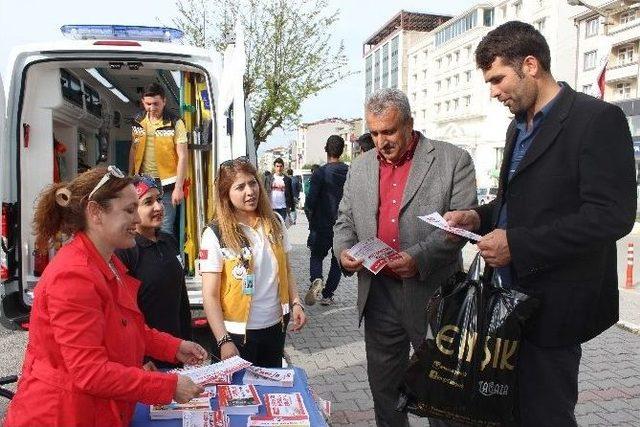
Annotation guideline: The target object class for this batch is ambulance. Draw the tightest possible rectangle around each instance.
[0,25,255,329]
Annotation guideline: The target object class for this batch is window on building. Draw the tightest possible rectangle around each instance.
[585,18,599,37]
[412,92,417,102]
[423,69,428,79]
[422,89,428,97]
[620,10,637,24]
[454,98,459,110]
[455,51,460,63]
[454,74,459,86]
[374,49,381,90]
[423,49,429,60]
[618,45,635,65]
[466,70,472,82]
[365,55,373,97]
[436,80,441,91]
[445,101,450,111]
[390,36,399,88]
[584,51,597,70]
[582,84,593,93]
[382,43,389,88]
[446,77,451,88]
[413,73,418,82]
[513,1,522,17]
[437,58,442,69]
[537,0,544,7]
[535,17,547,33]
[447,54,452,65]
[435,11,478,47]
[617,82,632,99]
[483,8,494,26]
[422,109,427,119]
[501,5,507,19]
[466,45,472,58]
[464,95,471,107]
[436,103,441,113]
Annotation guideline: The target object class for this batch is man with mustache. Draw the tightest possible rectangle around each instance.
[333,88,477,426]
[445,21,636,425]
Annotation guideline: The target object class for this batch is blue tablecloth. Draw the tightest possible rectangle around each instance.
[131,366,328,427]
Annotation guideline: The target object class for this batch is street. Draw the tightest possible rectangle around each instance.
[1,214,639,425]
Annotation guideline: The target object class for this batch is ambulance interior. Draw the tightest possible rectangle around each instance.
[19,60,215,302]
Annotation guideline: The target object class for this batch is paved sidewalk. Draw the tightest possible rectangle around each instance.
[285,216,640,426]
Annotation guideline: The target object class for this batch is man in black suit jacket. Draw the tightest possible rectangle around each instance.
[445,21,636,426]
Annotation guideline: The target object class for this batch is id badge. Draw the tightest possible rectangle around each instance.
[243,274,255,295]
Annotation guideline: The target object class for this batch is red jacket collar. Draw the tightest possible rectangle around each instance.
[74,232,126,282]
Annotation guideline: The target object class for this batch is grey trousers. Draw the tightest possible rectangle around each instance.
[363,275,426,427]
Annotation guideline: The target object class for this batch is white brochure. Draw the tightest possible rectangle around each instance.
[418,212,482,242]
[347,237,400,275]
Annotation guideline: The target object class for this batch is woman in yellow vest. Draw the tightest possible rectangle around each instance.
[200,157,307,367]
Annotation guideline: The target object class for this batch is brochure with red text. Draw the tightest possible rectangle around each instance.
[150,389,214,419]
[347,237,400,274]
[217,384,262,415]
[243,367,295,387]
[183,410,230,427]
[246,415,310,426]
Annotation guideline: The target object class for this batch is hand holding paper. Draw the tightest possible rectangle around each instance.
[419,212,482,242]
[347,238,400,274]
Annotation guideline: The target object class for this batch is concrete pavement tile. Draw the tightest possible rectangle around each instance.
[576,412,608,426]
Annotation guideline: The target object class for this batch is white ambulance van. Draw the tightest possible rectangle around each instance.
[0,25,255,329]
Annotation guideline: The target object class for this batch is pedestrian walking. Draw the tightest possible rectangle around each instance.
[200,157,307,367]
[4,167,206,427]
[333,88,477,426]
[264,158,295,222]
[445,21,636,426]
[287,168,302,225]
[304,135,349,306]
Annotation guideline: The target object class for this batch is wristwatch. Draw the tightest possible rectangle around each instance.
[291,299,305,311]
[216,333,233,349]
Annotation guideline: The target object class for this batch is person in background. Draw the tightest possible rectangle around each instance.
[116,174,192,370]
[287,168,302,225]
[304,135,349,306]
[333,88,476,426]
[303,164,320,222]
[200,158,307,367]
[357,132,375,153]
[264,158,294,222]
[4,167,206,427]
[445,21,636,426]
[129,83,188,238]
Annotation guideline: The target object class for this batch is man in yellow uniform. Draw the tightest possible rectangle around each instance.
[130,83,188,237]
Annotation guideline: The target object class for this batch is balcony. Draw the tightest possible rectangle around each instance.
[606,60,639,82]
[607,20,640,47]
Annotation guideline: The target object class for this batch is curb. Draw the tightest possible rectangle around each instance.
[617,320,640,335]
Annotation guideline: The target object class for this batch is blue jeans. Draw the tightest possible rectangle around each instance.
[161,183,178,237]
[308,230,341,298]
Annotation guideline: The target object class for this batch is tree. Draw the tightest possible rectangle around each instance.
[172,0,353,149]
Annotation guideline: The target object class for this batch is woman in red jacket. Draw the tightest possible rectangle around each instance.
[4,166,207,427]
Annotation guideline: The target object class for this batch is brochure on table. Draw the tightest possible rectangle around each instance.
[131,366,329,427]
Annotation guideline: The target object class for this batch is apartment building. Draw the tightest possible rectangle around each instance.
[363,11,451,100]
[258,145,292,173]
[404,0,585,187]
[291,118,363,169]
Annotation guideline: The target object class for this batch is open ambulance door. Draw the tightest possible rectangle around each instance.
[0,71,28,330]
[215,21,256,167]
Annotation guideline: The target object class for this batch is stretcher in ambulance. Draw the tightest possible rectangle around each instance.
[0,25,256,329]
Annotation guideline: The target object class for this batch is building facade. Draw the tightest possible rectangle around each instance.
[292,118,363,169]
[258,145,292,173]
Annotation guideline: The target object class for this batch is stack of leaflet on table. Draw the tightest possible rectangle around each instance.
[246,392,310,426]
[173,356,253,386]
[242,366,295,387]
[183,410,230,427]
[217,384,262,415]
[149,388,215,419]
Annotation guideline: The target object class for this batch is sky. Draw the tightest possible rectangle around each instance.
[0,0,479,151]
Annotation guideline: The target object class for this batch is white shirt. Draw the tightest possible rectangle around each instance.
[270,175,287,209]
[199,218,292,330]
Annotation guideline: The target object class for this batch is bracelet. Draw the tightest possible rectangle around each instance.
[291,300,305,312]
[216,333,233,349]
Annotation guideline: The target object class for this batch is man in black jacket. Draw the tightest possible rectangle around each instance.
[445,21,636,426]
[304,135,349,306]
[264,157,295,221]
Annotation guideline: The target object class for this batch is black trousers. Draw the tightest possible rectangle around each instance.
[211,315,289,368]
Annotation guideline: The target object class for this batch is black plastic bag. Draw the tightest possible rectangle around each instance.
[398,253,538,426]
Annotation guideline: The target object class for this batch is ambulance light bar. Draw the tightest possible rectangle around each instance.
[60,25,184,42]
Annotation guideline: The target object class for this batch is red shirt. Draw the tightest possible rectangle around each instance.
[377,132,419,277]
[4,232,180,427]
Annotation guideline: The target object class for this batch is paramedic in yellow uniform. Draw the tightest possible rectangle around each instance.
[130,83,188,237]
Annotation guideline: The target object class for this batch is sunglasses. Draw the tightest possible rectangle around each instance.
[220,156,250,168]
[88,165,125,200]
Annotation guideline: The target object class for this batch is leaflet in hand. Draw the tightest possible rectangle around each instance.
[243,366,295,387]
[172,356,252,386]
[150,389,215,419]
[418,212,482,242]
[347,237,400,274]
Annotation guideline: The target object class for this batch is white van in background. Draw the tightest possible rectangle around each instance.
[0,25,255,329]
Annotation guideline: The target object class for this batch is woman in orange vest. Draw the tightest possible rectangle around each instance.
[4,167,206,427]
[200,158,307,367]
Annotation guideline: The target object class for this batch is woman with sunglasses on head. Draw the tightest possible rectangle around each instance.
[116,175,192,370]
[200,158,307,367]
[4,167,207,427]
